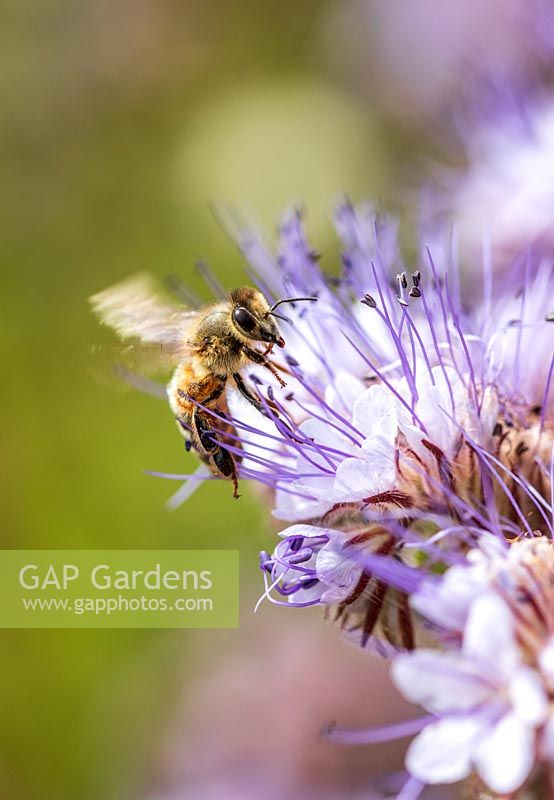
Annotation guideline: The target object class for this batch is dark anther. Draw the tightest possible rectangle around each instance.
[259,551,273,573]
[546,311,554,322]
[492,422,503,437]
[290,537,304,552]
[515,442,529,457]
[412,270,421,287]
[409,287,421,298]
[530,405,542,415]
[285,355,300,367]
[398,272,408,289]
[285,392,294,401]
[361,293,377,308]
[267,386,275,401]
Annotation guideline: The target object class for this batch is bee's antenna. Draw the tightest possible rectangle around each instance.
[267,296,318,315]
[268,311,290,323]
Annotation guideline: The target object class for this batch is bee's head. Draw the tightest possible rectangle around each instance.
[230,288,317,348]
[230,287,285,347]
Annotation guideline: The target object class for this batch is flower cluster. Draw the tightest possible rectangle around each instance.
[232,205,553,637]
[447,96,554,265]
[168,202,554,797]
[393,535,554,796]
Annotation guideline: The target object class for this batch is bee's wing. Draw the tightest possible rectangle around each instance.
[90,273,198,348]
[90,274,200,390]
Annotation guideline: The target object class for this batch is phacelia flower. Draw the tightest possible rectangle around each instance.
[325,0,554,123]
[394,592,549,794]
[166,204,553,646]
[159,202,553,797]
[448,96,554,264]
[388,534,554,796]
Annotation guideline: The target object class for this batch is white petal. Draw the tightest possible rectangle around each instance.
[430,366,467,415]
[325,371,366,418]
[360,433,396,466]
[477,386,500,446]
[392,651,493,713]
[474,712,536,795]
[462,593,518,674]
[406,716,484,785]
[297,417,356,472]
[411,565,489,633]
[412,367,468,458]
[470,533,507,562]
[316,536,363,603]
[299,417,355,449]
[334,440,395,501]
[352,384,398,442]
[272,487,331,522]
[397,421,429,464]
[288,581,323,604]
[509,667,548,726]
[293,470,337,497]
[277,524,331,540]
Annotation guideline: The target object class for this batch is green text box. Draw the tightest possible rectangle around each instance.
[0,550,239,629]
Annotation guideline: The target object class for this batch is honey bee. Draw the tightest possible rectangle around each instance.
[91,275,316,498]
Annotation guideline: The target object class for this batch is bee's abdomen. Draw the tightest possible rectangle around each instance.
[167,362,210,418]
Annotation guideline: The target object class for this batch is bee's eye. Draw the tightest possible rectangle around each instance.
[233,306,256,334]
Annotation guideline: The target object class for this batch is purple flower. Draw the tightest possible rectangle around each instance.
[234,205,554,522]
[447,97,554,264]
[231,206,552,644]
[261,525,363,606]
[165,203,553,656]
[258,523,413,652]
[326,0,554,123]
[393,593,549,794]
[325,534,554,796]
[112,199,554,797]
[387,535,554,795]
[413,535,554,648]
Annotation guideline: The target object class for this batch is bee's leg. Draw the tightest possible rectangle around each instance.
[242,346,287,388]
[210,447,240,499]
[233,371,305,445]
[233,372,267,415]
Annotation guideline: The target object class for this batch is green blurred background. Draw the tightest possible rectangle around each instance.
[0,2,424,798]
